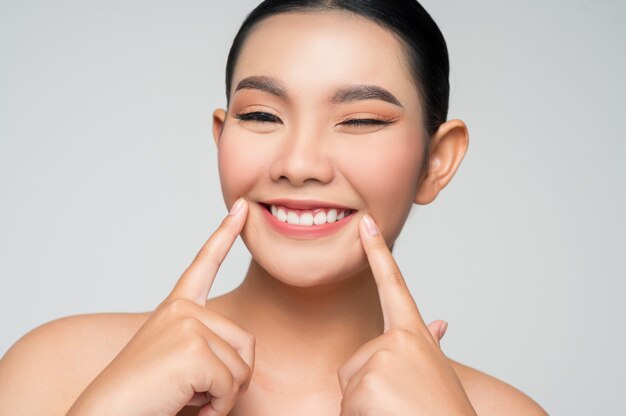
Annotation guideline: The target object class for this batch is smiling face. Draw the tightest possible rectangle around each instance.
[214,11,432,287]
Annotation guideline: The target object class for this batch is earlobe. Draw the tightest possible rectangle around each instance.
[212,108,227,146]
[414,119,469,205]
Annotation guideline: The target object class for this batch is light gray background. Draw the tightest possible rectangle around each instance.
[1,1,624,414]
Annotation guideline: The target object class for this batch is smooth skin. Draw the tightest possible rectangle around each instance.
[336,214,477,415]
[65,199,254,416]
[0,201,447,416]
[0,10,548,416]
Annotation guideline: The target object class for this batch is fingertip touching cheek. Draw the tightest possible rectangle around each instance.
[216,11,428,287]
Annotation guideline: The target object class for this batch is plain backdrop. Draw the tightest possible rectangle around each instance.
[1,0,624,414]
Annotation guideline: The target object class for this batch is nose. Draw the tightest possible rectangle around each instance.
[269,123,335,186]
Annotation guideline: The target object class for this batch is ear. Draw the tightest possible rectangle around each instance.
[414,119,469,205]
[212,108,227,146]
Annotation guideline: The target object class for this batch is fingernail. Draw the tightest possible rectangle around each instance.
[362,214,379,236]
[229,197,245,216]
[439,321,448,340]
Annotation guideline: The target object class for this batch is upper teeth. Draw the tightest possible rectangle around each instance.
[270,204,349,226]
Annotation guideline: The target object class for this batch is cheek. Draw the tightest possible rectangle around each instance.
[217,128,269,206]
[337,132,423,239]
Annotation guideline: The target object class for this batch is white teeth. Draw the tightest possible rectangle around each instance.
[277,208,287,222]
[287,211,300,225]
[313,211,326,225]
[268,204,350,226]
[299,212,314,226]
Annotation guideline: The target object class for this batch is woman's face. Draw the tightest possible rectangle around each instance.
[215,11,427,287]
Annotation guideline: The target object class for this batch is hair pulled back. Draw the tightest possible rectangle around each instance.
[225,0,449,137]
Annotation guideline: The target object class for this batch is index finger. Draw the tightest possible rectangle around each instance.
[167,197,248,305]
[359,214,426,332]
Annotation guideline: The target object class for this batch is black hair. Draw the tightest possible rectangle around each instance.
[225,0,449,138]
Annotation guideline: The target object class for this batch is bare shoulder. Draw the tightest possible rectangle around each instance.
[0,312,149,416]
[450,359,548,416]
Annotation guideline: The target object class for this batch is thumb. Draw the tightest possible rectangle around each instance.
[426,320,448,346]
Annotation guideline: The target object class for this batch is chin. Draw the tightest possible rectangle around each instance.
[270,259,366,288]
[242,232,368,288]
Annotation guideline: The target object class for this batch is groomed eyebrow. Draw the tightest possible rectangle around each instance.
[235,76,287,98]
[234,75,404,108]
[331,85,403,108]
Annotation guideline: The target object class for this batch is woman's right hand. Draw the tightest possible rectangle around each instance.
[67,197,253,416]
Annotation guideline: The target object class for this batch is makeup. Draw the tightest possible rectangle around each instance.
[258,200,356,239]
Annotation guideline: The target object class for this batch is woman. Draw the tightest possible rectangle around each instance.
[0,1,548,415]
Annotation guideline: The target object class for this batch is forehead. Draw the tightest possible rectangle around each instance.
[232,11,419,110]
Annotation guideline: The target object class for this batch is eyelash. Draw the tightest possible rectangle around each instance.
[235,112,280,123]
[233,111,394,126]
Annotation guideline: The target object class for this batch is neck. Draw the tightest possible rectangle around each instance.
[228,259,384,387]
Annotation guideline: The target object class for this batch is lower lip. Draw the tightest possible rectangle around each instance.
[259,204,355,239]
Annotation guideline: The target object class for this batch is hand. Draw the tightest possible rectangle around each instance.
[337,214,477,416]
[67,198,254,416]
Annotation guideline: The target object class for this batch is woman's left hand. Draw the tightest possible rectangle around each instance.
[337,214,477,416]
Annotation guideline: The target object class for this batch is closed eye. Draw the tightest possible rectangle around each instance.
[339,118,393,126]
[234,111,394,127]
[234,111,281,123]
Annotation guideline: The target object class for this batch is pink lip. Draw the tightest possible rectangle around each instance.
[258,201,356,239]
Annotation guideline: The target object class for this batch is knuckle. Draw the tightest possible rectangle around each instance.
[220,363,235,384]
[240,362,252,381]
[213,362,235,393]
[228,374,240,395]
[181,334,207,357]
[359,372,381,393]
[370,349,393,367]
[163,297,192,317]
[233,361,251,386]
[385,327,412,348]
[337,363,349,384]
[387,271,406,287]
[177,317,203,336]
